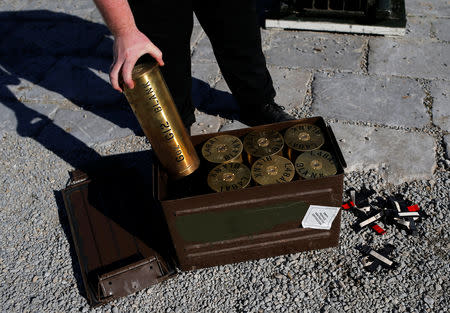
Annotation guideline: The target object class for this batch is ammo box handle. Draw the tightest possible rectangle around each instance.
[326,125,347,169]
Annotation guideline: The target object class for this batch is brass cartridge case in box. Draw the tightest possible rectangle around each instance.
[243,130,284,165]
[295,150,338,179]
[122,62,200,179]
[207,162,251,192]
[284,123,325,160]
[201,135,243,164]
[251,155,295,186]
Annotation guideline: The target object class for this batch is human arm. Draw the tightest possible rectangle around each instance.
[93,0,164,92]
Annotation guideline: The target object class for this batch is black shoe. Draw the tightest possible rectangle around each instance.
[239,102,295,126]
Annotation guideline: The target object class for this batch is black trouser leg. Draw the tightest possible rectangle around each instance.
[193,0,276,112]
[128,0,195,127]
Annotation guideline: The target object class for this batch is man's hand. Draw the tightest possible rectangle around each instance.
[110,28,164,92]
[92,0,164,92]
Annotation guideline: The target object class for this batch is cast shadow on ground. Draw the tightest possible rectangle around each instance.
[192,77,240,120]
[0,10,240,303]
[0,10,241,141]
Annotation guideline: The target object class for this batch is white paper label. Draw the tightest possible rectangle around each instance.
[301,205,340,230]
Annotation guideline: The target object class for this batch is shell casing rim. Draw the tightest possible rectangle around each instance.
[294,150,338,179]
[207,162,251,192]
[130,62,159,80]
[243,130,285,158]
[201,135,244,164]
[284,123,325,152]
[251,155,295,186]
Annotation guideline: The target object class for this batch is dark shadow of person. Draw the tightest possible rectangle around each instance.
[0,65,102,299]
[0,10,142,135]
[0,10,241,304]
[192,77,240,120]
[1,66,172,304]
[0,10,242,132]
[0,10,137,301]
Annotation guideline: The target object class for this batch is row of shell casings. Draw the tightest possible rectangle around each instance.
[202,124,338,192]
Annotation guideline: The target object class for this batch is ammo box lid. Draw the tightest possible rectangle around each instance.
[61,153,177,306]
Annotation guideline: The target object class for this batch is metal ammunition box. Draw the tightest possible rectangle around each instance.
[61,116,346,306]
[156,117,346,271]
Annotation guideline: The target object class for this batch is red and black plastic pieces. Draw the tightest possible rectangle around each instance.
[342,187,386,235]
[343,189,426,236]
[358,244,398,272]
[383,197,427,236]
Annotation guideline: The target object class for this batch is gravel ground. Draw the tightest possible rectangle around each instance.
[1,129,448,313]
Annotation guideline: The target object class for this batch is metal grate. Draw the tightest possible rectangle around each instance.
[284,0,377,19]
[264,0,406,35]
[298,0,368,13]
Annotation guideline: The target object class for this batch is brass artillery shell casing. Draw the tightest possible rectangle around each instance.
[243,130,284,165]
[207,162,251,192]
[284,124,325,160]
[251,155,295,186]
[122,62,200,179]
[201,135,243,164]
[295,150,337,180]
